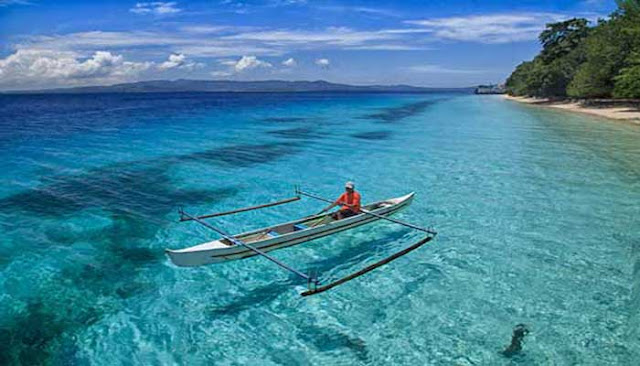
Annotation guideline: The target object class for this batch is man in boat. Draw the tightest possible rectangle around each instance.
[319,181,361,220]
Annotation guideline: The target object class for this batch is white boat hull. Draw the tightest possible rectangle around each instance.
[166,192,414,267]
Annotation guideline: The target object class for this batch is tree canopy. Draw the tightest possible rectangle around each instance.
[506,0,640,99]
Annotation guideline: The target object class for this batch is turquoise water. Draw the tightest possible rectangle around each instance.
[0,92,638,364]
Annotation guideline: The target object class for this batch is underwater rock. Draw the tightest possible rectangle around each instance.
[501,323,530,357]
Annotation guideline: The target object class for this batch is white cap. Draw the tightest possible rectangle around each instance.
[345,181,354,189]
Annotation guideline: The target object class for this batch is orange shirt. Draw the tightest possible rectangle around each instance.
[336,191,361,212]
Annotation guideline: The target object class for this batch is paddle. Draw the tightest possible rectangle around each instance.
[296,189,437,235]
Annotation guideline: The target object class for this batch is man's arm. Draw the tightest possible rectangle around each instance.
[319,194,344,213]
[319,202,337,213]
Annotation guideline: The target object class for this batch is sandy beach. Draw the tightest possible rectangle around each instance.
[503,95,640,124]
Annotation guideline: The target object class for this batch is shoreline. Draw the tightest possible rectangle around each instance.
[502,95,640,124]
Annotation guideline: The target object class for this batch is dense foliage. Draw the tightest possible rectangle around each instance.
[506,0,640,99]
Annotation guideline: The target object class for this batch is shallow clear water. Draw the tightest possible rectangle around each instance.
[0,92,638,365]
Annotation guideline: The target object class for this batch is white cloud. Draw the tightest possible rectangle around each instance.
[0,49,152,89]
[315,58,330,68]
[5,11,600,70]
[180,25,230,34]
[317,5,400,18]
[269,0,308,6]
[345,44,430,51]
[179,25,258,34]
[218,59,238,67]
[11,25,416,62]
[405,13,569,43]
[177,45,279,57]
[158,53,186,69]
[20,31,191,50]
[231,55,272,72]
[282,57,296,67]
[407,64,484,74]
[16,30,283,58]
[211,70,232,77]
[213,55,272,75]
[4,10,595,89]
[222,26,395,47]
[157,53,202,70]
[130,2,181,15]
[0,0,31,6]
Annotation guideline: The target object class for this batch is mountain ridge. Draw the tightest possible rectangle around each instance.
[4,79,473,94]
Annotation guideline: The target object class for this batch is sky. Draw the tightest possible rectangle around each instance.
[0,0,618,90]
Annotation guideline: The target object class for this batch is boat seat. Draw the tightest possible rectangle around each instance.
[293,223,309,231]
[267,230,280,237]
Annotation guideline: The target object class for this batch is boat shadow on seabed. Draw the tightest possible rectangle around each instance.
[206,229,413,316]
[203,231,416,364]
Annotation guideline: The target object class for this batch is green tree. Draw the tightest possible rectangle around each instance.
[612,0,640,97]
[506,1,640,99]
[506,18,589,97]
[613,54,640,98]
[617,0,640,15]
[539,50,585,97]
[505,61,534,96]
[567,18,629,98]
[538,18,589,64]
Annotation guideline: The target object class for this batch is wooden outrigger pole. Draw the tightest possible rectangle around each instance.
[293,188,437,296]
[301,235,433,296]
[179,209,318,287]
[179,196,300,221]
[176,188,436,296]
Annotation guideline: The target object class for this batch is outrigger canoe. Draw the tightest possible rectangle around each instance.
[166,192,415,267]
[167,188,436,296]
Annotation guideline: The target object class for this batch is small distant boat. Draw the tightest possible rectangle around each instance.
[167,188,437,296]
[166,192,414,267]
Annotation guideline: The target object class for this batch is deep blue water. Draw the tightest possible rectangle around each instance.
[0,92,638,365]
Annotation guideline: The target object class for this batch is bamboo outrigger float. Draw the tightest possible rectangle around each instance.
[166,187,437,296]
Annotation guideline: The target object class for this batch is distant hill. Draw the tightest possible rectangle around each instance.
[6,79,473,94]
